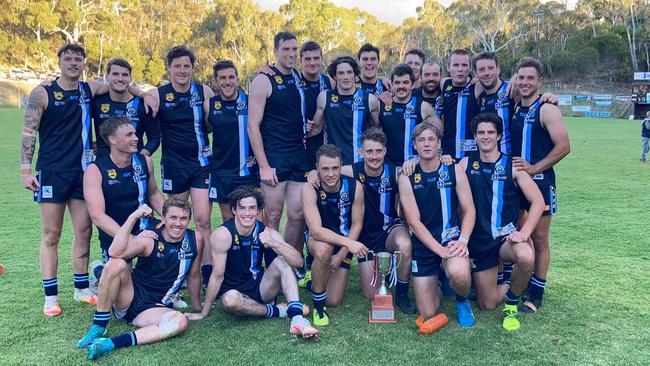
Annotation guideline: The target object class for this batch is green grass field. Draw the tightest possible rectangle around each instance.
[0,107,648,365]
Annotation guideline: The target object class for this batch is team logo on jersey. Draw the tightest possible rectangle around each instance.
[181,240,189,251]
[237,100,246,110]
[472,161,480,170]
[354,96,363,104]
[381,177,390,186]
[274,76,283,84]
[214,100,222,110]
[340,191,349,202]
[498,92,508,102]
[439,171,448,181]
[158,242,165,252]
[165,93,174,102]
[384,104,392,112]
[445,85,453,92]
[53,91,64,100]
[358,174,365,183]
[406,103,415,112]
[100,104,110,113]
[331,95,339,103]
[495,165,505,174]
[320,191,327,200]
[414,173,421,183]
[127,107,136,116]
[481,97,487,106]
[107,169,117,179]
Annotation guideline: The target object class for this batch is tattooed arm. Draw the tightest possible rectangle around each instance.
[20,86,48,192]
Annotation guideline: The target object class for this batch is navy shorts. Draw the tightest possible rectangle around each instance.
[358,220,405,263]
[218,276,264,303]
[521,183,557,217]
[121,281,172,324]
[161,165,210,194]
[468,237,507,273]
[410,253,442,277]
[208,173,260,203]
[266,152,309,183]
[34,170,84,203]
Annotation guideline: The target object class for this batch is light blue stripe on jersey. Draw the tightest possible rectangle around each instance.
[319,74,328,92]
[380,164,391,230]
[339,179,351,236]
[439,164,452,240]
[161,232,192,306]
[248,222,261,280]
[132,154,148,230]
[404,97,418,162]
[236,92,250,177]
[352,88,365,163]
[292,70,307,146]
[455,87,469,158]
[522,99,541,162]
[127,98,140,129]
[496,82,511,154]
[191,82,209,167]
[490,155,508,238]
[375,80,383,96]
[79,83,92,171]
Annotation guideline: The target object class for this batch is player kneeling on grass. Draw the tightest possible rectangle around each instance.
[398,122,477,333]
[460,113,543,331]
[185,186,318,338]
[76,199,203,360]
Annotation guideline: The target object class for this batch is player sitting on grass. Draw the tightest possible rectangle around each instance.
[76,199,202,360]
[185,186,319,339]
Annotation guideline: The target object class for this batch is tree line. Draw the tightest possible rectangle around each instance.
[2,0,649,85]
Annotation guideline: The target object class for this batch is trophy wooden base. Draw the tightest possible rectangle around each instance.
[369,294,396,323]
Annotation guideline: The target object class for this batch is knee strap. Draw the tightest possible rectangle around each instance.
[159,311,183,339]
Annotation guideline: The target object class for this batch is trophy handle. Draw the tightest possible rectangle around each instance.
[369,250,377,288]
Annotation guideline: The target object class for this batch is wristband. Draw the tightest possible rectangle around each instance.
[458,235,469,244]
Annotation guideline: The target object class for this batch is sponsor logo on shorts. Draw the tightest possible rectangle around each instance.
[42,186,53,199]
[209,187,217,199]
[411,260,418,273]
[163,179,173,191]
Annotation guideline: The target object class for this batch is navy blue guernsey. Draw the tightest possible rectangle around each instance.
[413,88,440,107]
[157,82,210,168]
[438,79,478,159]
[477,81,515,154]
[466,153,519,249]
[315,175,357,236]
[642,118,650,138]
[260,66,306,155]
[93,153,150,249]
[208,92,258,177]
[132,228,198,308]
[304,74,332,161]
[357,80,386,96]
[511,97,555,185]
[221,220,267,291]
[324,89,371,165]
[380,96,424,165]
[91,94,161,155]
[37,80,93,172]
[352,162,399,242]
[408,163,460,258]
